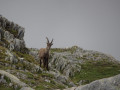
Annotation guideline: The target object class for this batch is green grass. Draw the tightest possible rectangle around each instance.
[0,46,37,71]
[0,46,11,67]
[7,29,18,37]
[14,51,37,64]
[35,73,65,90]
[51,46,78,54]
[19,71,65,90]
[0,84,13,90]
[0,46,7,58]
[0,75,15,90]
[0,38,10,48]
[0,65,12,70]
[63,56,67,59]
[39,73,54,79]
[11,29,18,37]
[4,75,11,83]
[71,60,120,85]
[35,81,65,90]
[21,71,34,79]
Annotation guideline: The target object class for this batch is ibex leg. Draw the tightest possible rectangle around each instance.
[43,58,46,68]
[46,59,49,71]
[40,58,41,67]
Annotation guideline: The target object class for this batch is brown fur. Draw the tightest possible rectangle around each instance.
[39,37,53,70]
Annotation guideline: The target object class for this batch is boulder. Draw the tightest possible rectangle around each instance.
[20,87,34,90]
[64,74,120,90]
[4,31,14,42]
[13,38,25,51]
[17,27,25,40]
[0,70,27,87]
[0,70,34,90]
[5,50,19,64]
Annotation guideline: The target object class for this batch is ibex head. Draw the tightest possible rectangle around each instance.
[46,37,53,49]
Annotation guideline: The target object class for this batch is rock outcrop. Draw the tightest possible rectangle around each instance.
[0,70,34,90]
[29,46,120,88]
[0,15,26,52]
[64,74,120,90]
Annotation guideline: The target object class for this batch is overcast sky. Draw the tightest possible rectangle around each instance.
[0,0,120,60]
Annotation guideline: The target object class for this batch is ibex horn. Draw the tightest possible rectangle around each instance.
[51,39,53,43]
[46,37,49,43]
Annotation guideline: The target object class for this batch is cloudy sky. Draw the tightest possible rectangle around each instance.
[0,0,120,60]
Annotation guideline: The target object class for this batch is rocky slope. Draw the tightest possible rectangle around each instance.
[64,74,120,90]
[0,15,120,90]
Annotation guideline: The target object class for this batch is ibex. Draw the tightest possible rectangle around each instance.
[39,37,53,70]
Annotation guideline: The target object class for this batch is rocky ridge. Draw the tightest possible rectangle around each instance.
[0,15,25,52]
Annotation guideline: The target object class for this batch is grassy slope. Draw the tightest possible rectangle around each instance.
[1,45,120,89]
[71,60,120,85]
[0,46,65,90]
[51,47,120,85]
[0,85,13,90]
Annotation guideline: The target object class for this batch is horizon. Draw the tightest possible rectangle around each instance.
[0,0,120,60]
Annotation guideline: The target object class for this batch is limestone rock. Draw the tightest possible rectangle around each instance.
[20,87,34,90]
[13,38,25,51]
[17,27,25,40]
[0,27,4,38]
[4,31,14,42]
[29,48,39,61]
[0,15,26,52]
[64,74,120,90]
[50,52,81,77]
[0,70,27,87]
[6,50,18,64]
[0,70,34,90]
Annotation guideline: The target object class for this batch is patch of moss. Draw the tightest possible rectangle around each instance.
[7,29,18,37]
[71,60,120,85]
[11,30,18,37]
